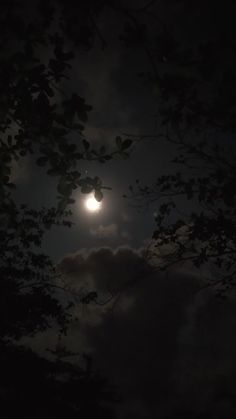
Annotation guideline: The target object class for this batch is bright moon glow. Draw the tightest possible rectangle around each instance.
[85,194,102,212]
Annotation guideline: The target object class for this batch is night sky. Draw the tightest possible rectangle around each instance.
[4,0,236,418]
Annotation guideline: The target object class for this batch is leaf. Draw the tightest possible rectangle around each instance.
[121,139,133,150]
[94,189,103,202]
[94,177,102,187]
[81,184,93,194]
[104,155,112,160]
[57,199,68,212]
[57,180,72,196]
[116,136,122,149]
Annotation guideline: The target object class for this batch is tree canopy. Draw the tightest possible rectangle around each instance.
[0,1,126,416]
[1,0,236,416]
[123,0,236,295]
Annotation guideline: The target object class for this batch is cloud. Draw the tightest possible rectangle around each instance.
[89,223,132,242]
[56,247,206,417]
[121,230,131,240]
[89,223,118,239]
[41,246,236,419]
[122,212,132,223]
[58,247,150,294]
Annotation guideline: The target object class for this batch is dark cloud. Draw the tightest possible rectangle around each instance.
[56,247,202,417]
[58,246,150,294]
[56,247,236,418]
[25,246,236,418]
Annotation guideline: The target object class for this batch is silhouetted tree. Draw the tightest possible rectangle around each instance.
[0,342,118,419]
[125,1,236,294]
[2,0,235,415]
[0,1,128,416]
[0,0,137,334]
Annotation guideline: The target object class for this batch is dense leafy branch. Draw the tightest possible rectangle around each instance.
[0,1,130,415]
[117,1,236,295]
[126,134,236,295]
[0,0,136,342]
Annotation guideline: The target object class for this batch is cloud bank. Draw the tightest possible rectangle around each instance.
[33,247,236,419]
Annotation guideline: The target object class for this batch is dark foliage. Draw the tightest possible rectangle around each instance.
[0,0,135,338]
[0,343,118,419]
[1,0,235,416]
[124,1,236,294]
[0,0,126,416]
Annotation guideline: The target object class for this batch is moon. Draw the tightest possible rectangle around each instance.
[84,194,102,213]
